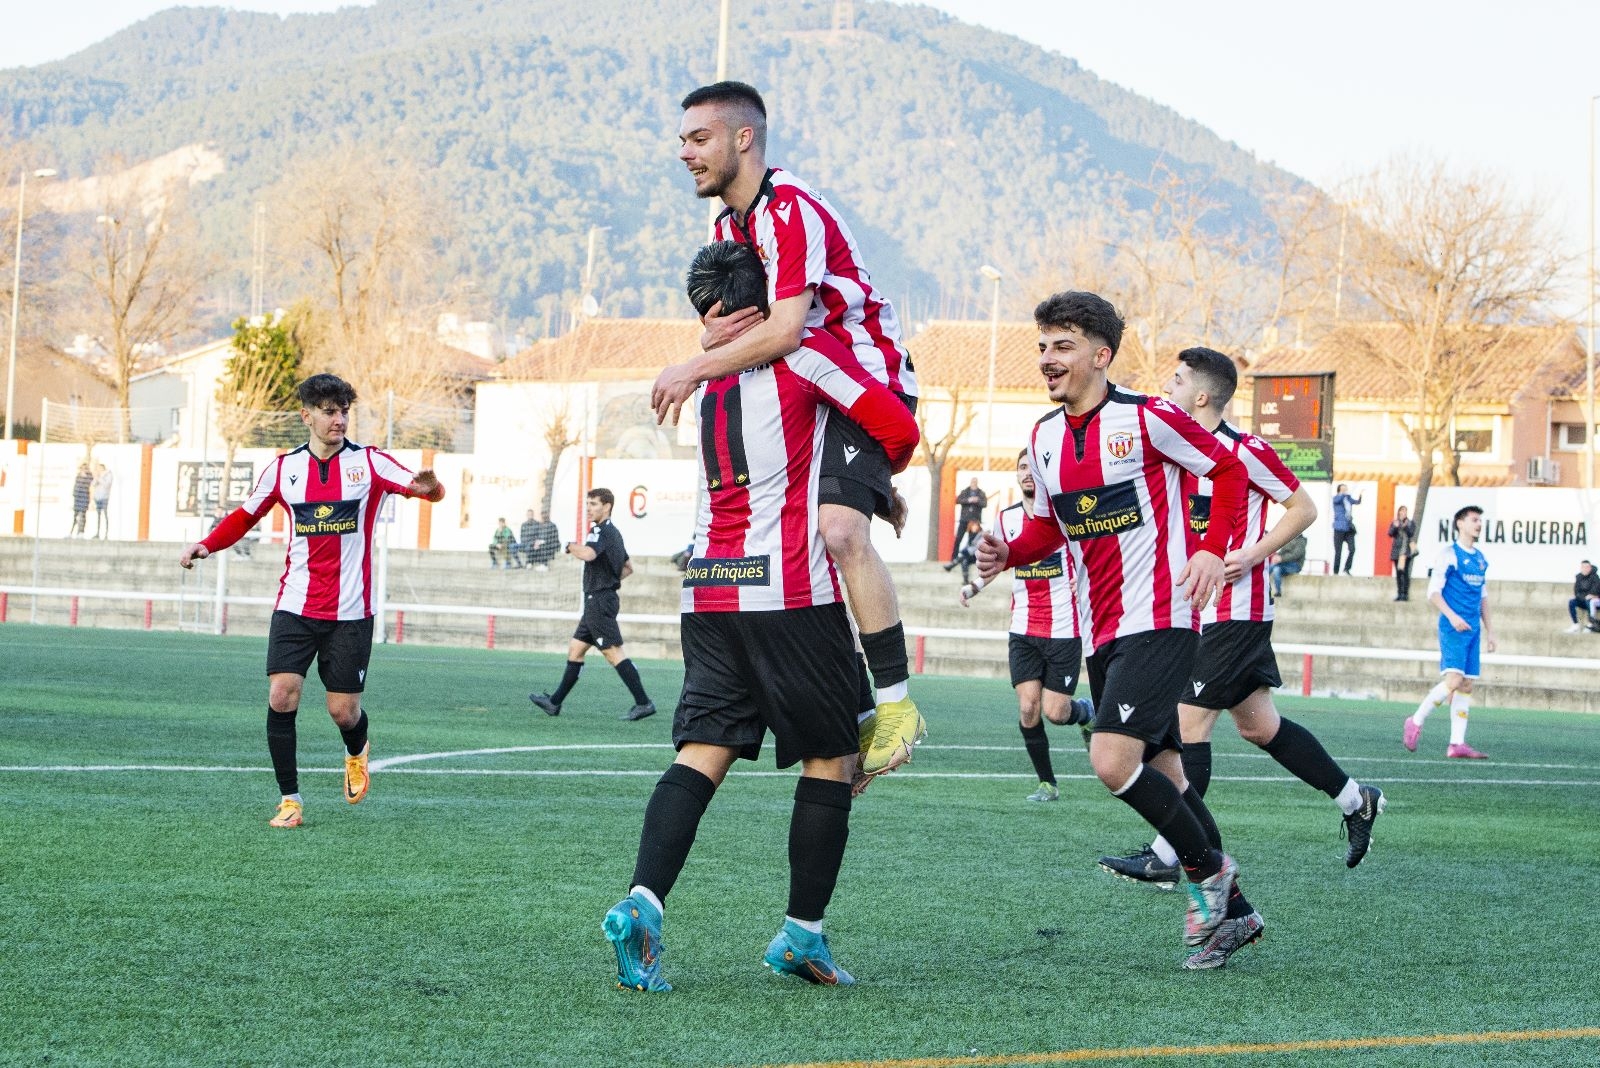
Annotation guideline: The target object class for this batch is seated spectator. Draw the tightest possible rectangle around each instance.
[489,517,520,569]
[670,542,694,572]
[951,518,984,584]
[1269,532,1307,598]
[1567,559,1600,633]
[520,507,560,571]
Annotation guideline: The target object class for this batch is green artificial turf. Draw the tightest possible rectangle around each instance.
[2,625,1597,1067]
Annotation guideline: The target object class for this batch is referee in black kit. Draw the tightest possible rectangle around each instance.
[529,488,658,721]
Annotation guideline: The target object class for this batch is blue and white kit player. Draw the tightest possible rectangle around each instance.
[1404,505,1495,759]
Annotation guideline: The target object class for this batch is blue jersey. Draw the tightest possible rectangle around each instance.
[1427,542,1487,626]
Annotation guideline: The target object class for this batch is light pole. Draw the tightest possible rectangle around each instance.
[979,264,1002,471]
[5,167,56,440]
[1588,94,1597,490]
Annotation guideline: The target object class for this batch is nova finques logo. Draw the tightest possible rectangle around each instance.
[314,504,335,519]
[1076,493,1098,515]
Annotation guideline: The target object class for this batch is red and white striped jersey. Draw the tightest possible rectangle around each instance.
[1027,386,1242,653]
[994,501,1078,639]
[716,167,917,398]
[1183,421,1300,624]
[220,442,415,621]
[683,338,877,614]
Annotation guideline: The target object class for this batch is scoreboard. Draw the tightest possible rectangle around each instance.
[1250,372,1335,481]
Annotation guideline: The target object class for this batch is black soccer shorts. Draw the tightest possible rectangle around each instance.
[573,589,625,649]
[266,611,375,694]
[673,602,859,769]
[816,393,916,520]
[1185,619,1283,710]
[1008,633,1083,694]
[1084,628,1198,754]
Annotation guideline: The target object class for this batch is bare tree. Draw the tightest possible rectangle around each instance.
[1338,157,1566,525]
[272,147,458,443]
[916,386,980,560]
[82,161,208,440]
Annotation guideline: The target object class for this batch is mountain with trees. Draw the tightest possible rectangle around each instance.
[2,0,1306,339]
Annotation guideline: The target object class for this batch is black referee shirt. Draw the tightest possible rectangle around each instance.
[582,519,628,593]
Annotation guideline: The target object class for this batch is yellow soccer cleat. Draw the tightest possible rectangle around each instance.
[861,696,927,776]
[344,742,370,804]
[269,797,303,828]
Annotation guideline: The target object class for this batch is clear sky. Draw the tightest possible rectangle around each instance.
[8,1,1599,288]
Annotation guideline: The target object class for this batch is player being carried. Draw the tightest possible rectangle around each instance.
[1098,347,1385,899]
[1404,505,1495,759]
[958,448,1094,802]
[179,373,445,828]
[653,80,924,781]
[603,241,919,992]
[977,292,1263,970]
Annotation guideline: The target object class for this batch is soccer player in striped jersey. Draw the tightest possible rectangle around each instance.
[604,241,919,992]
[653,81,925,781]
[178,374,445,829]
[976,292,1260,968]
[959,449,1093,801]
[1099,348,1385,919]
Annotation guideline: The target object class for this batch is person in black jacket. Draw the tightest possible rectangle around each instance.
[1566,560,1600,633]
[1387,506,1417,601]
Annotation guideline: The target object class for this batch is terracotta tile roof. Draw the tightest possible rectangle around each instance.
[1247,324,1585,405]
[907,320,1151,393]
[496,319,702,382]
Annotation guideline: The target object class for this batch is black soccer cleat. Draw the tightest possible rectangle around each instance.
[529,692,561,717]
[1342,784,1386,868]
[1098,845,1180,890]
[622,701,657,722]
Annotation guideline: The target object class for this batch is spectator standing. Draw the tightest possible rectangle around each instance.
[946,478,989,569]
[91,464,113,539]
[489,517,520,569]
[69,463,93,537]
[1330,483,1362,575]
[1566,560,1600,633]
[1387,506,1417,601]
[520,507,560,571]
[1269,533,1307,598]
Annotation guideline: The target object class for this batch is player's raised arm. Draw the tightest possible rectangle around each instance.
[406,469,446,503]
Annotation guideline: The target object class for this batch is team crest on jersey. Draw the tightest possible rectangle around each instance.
[345,466,366,484]
[1107,432,1134,460]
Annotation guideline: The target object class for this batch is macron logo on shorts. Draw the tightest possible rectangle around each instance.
[1193,681,1205,696]
[843,445,860,464]
[358,669,366,683]
[1118,702,1135,722]
[1064,676,1074,691]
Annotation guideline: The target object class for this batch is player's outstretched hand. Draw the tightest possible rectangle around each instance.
[411,469,446,503]
[652,361,700,425]
[1179,548,1227,610]
[887,489,909,538]
[179,543,210,570]
[975,532,1009,582]
[958,578,984,607]
[700,301,762,351]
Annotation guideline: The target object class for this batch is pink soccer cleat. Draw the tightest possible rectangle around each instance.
[1446,743,1488,760]
[1402,718,1421,752]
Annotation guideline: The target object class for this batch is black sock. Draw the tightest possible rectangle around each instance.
[786,777,853,922]
[266,708,298,796]
[1020,722,1055,784]
[550,660,583,704]
[854,653,874,717]
[1180,742,1213,798]
[1262,718,1349,797]
[858,623,910,689]
[1225,878,1254,919]
[613,659,650,706]
[1183,785,1223,851]
[339,710,369,757]
[1067,698,1094,726]
[629,764,718,902]
[1113,765,1221,878]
